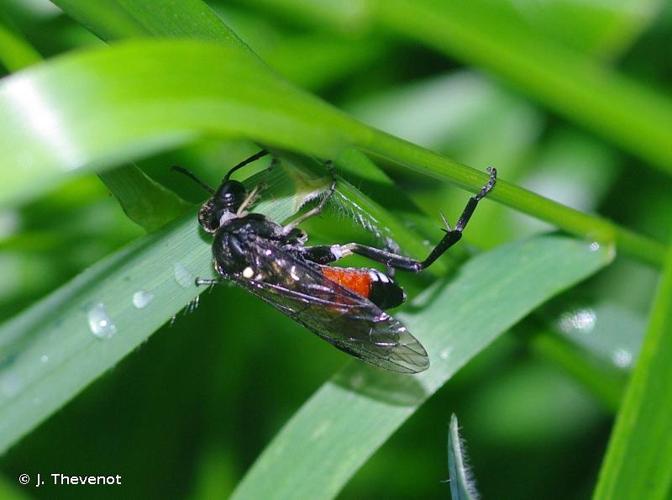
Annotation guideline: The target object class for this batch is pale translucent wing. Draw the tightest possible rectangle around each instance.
[228,237,429,373]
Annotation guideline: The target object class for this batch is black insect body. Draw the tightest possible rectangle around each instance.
[174,151,497,374]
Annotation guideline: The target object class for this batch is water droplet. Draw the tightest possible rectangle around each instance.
[87,303,117,339]
[0,373,22,397]
[589,242,600,252]
[132,290,154,309]
[558,308,596,334]
[40,354,49,363]
[612,348,633,368]
[173,262,193,288]
[439,347,452,360]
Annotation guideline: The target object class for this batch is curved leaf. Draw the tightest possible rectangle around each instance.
[232,235,612,500]
[0,162,332,453]
[594,242,672,499]
[448,414,479,500]
[0,40,663,266]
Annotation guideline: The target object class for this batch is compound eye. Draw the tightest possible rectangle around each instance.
[198,200,219,233]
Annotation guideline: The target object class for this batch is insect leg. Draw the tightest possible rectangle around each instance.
[195,277,222,286]
[236,158,280,216]
[416,167,496,268]
[454,166,497,232]
[307,167,497,272]
[237,184,263,215]
[282,162,337,234]
[300,245,343,264]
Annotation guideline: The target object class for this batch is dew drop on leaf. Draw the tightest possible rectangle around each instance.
[173,262,193,288]
[132,290,154,309]
[87,303,117,339]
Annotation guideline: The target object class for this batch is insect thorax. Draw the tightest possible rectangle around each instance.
[212,215,284,275]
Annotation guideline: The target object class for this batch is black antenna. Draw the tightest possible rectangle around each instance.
[171,166,215,194]
[225,150,269,180]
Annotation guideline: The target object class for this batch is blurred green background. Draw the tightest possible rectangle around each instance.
[0,0,671,498]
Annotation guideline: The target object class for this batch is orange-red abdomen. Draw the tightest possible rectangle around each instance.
[322,267,372,298]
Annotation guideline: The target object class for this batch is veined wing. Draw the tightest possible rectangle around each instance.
[227,236,429,374]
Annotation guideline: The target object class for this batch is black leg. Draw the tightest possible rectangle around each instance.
[300,245,342,264]
[301,167,497,272]
[283,161,337,234]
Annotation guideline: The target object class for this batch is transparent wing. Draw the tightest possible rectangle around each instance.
[228,237,429,374]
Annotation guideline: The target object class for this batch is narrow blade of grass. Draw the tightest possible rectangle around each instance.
[0,21,41,71]
[376,0,672,175]
[0,40,663,266]
[0,211,208,453]
[246,0,672,174]
[448,414,479,500]
[52,0,250,50]
[232,235,612,500]
[593,242,672,499]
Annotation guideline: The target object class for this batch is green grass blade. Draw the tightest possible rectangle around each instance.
[236,0,657,58]
[0,40,663,267]
[593,242,672,499]
[0,212,208,453]
[231,235,612,500]
[52,0,250,50]
[0,21,41,71]
[251,0,672,174]
[0,14,192,235]
[375,0,672,175]
[0,162,331,453]
[448,414,479,500]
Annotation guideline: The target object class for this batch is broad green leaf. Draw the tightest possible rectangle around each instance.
[0,41,363,206]
[594,242,672,499]
[0,162,331,453]
[448,414,479,500]
[231,235,612,500]
[0,40,663,266]
[0,14,193,235]
[0,212,210,453]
